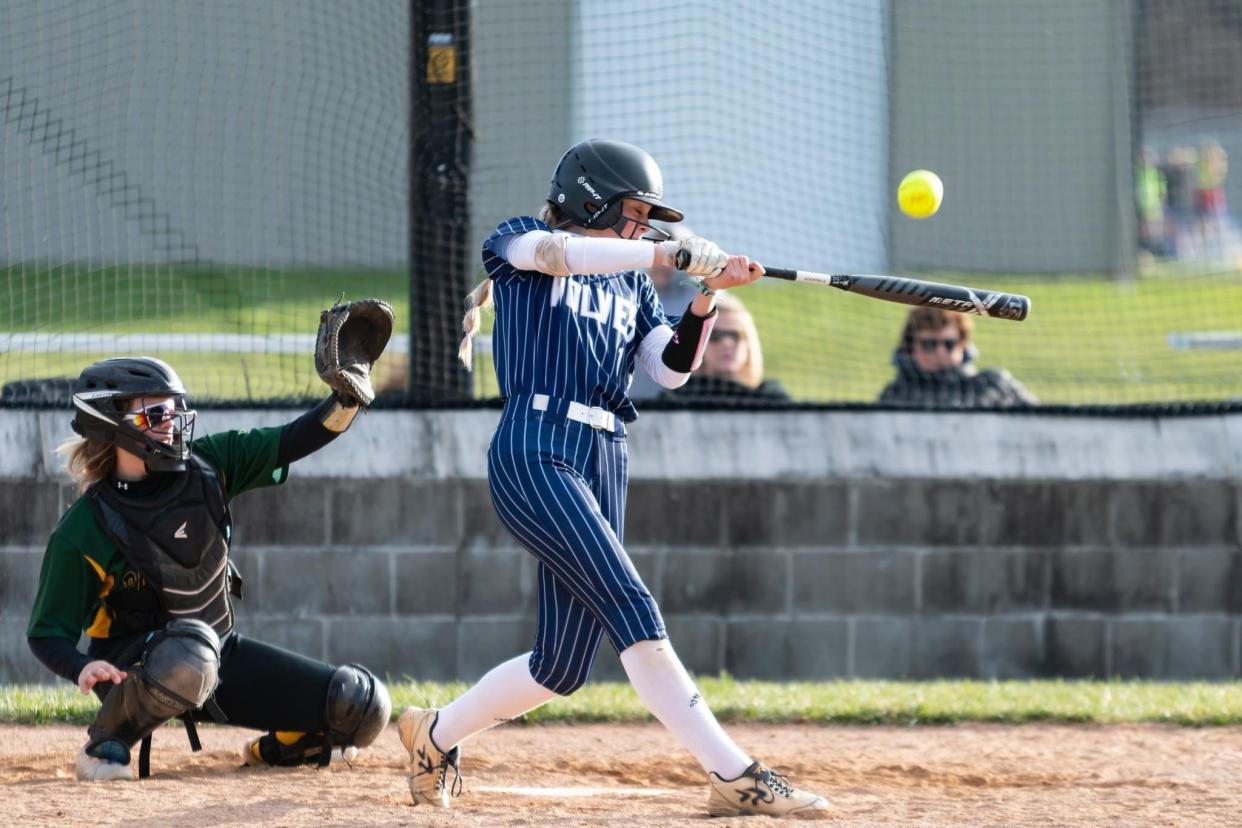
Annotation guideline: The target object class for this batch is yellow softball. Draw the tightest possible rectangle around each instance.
[898,169,944,219]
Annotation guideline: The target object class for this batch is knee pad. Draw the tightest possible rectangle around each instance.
[142,619,222,710]
[86,619,221,757]
[324,664,391,747]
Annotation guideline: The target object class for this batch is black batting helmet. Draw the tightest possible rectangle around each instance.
[548,139,685,231]
[71,357,196,473]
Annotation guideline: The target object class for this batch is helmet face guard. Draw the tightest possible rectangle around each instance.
[70,358,196,473]
[549,139,685,234]
[583,195,678,240]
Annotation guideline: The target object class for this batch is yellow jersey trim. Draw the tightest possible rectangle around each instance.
[83,554,115,638]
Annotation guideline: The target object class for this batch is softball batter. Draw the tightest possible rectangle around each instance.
[398,139,827,817]
[28,302,393,782]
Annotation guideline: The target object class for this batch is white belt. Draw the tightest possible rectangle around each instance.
[531,393,617,433]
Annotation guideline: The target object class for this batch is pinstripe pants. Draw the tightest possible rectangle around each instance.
[487,397,666,695]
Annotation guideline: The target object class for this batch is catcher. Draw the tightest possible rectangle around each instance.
[25,299,396,782]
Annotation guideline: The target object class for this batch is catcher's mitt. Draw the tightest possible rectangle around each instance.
[314,298,395,407]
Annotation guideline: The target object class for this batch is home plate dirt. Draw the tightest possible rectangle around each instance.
[3,721,1239,826]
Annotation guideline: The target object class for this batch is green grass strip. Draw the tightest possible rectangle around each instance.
[6,678,1242,727]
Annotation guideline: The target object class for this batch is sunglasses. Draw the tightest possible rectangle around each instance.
[123,401,180,429]
[916,337,961,353]
[710,329,742,345]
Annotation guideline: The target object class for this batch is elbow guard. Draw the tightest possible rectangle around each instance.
[533,232,572,276]
[662,303,717,373]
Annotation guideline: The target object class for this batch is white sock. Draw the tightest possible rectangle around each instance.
[619,639,753,779]
[430,654,559,751]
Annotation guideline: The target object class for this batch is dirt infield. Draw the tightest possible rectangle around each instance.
[3,721,1239,826]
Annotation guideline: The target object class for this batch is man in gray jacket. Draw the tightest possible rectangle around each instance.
[878,308,1037,409]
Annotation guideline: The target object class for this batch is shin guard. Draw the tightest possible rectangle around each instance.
[85,620,221,773]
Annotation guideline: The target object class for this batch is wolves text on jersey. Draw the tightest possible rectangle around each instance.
[548,278,639,343]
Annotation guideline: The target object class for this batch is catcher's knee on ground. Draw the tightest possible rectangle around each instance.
[85,619,221,766]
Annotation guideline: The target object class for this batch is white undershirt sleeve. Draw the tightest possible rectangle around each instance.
[502,230,658,275]
[636,324,690,389]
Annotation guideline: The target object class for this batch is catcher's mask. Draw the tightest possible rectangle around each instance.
[71,357,197,473]
[548,139,684,237]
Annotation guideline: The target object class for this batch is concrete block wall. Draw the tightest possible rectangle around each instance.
[2,409,1240,684]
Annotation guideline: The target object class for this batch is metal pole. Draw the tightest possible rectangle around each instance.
[409,0,472,402]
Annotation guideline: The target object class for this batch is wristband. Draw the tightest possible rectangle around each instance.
[691,277,716,297]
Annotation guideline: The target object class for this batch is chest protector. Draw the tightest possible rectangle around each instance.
[87,456,236,637]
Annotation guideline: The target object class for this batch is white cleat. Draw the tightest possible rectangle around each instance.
[75,744,134,782]
[707,761,829,817]
[397,707,461,807]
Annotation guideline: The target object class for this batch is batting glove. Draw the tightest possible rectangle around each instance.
[661,236,729,277]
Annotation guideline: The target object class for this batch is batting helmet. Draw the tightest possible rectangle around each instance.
[71,357,196,473]
[548,139,685,232]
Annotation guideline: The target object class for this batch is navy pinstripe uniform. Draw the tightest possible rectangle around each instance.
[484,215,669,694]
[402,141,828,817]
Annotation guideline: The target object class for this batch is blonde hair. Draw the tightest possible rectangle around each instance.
[57,436,115,493]
[459,202,574,370]
[458,278,494,370]
[707,292,765,389]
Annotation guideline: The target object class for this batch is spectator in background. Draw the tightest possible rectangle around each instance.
[1162,145,1198,257]
[1194,139,1228,222]
[1156,139,1242,263]
[1135,146,1168,258]
[629,223,701,400]
[661,292,789,404]
[1192,139,1239,258]
[878,307,1036,409]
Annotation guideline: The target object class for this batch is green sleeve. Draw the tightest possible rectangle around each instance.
[192,426,290,499]
[26,525,100,640]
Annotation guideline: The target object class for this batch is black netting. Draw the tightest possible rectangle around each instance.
[3,1,1241,412]
[1,1,413,404]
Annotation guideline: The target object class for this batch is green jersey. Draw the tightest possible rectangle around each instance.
[26,427,289,643]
